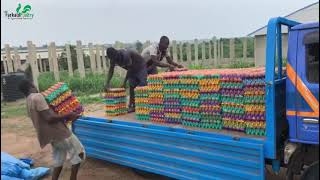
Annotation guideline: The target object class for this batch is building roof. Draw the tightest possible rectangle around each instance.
[248,2,319,36]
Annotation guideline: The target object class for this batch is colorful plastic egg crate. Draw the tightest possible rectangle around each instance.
[41,82,84,126]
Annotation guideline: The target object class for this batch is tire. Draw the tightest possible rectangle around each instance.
[286,169,294,180]
[301,161,319,180]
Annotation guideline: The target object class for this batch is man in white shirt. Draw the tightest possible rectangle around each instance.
[141,36,185,74]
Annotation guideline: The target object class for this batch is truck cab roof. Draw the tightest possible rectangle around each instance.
[292,22,319,31]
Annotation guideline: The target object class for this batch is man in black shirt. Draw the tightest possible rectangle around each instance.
[105,47,147,113]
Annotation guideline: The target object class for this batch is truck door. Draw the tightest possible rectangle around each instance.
[294,28,319,143]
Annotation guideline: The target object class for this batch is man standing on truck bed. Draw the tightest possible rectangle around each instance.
[105,47,147,113]
[141,36,185,74]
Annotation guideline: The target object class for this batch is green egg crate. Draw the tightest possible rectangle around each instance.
[105,98,127,104]
[136,114,150,121]
[199,94,220,101]
[243,96,265,104]
[45,84,69,102]
[180,99,200,107]
[198,122,223,129]
[164,93,180,99]
[201,114,222,120]
[220,82,243,89]
[221,96,244,104]
[182,112,201,119]
[135,94,149,98]
[221,107,245,114]
[182,121,197,127]
[245,128,266,136]
[163,84,180,90]
[147,104,164,109]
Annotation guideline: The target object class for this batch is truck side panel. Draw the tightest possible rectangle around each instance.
[74,117,265,180]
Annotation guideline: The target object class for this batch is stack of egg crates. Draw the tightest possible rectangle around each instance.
[42,82,83,128]
[105,88,127,116]
[147,75,164,123]
[243,69,266,136]
[220,72,246,132]
[163,72,181,124]
[180,74,201,127]
[135,86,150,121]
[199,73,222,129]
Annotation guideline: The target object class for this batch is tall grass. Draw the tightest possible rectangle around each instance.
[217,61,255,69]
[38,70,123,95]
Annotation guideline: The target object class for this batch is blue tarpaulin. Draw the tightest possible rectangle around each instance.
[1,152,50,180]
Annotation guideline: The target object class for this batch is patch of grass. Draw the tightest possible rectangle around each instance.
[1,102,27,119]
[217,60,255,69]
[78,95,104,105]
[188,64,208,70]
[38,71,123,95]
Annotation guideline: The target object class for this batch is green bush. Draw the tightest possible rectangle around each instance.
[38,71,123,95]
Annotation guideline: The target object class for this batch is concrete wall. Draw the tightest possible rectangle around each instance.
[254,34,288,67]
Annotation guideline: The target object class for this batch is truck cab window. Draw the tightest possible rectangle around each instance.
[304,31,319,84]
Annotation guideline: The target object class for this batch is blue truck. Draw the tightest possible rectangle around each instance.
[73,17,319,180]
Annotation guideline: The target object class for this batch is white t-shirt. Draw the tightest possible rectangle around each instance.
[141,43,170,62]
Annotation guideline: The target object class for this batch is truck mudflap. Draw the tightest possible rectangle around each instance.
[73,117,265,180]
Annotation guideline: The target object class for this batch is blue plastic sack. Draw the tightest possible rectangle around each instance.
[19,158,34,166]
[1,175,24,180]
[1,152,50,180]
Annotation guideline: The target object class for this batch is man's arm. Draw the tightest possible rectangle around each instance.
[39,109,79,124]
[150,55,176,70]
[105,63,115,90]
[166,55,183,68]
[34,94,79,124]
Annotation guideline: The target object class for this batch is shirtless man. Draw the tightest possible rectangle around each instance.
[105,47,147,112]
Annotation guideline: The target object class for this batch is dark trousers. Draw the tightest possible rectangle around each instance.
[147,65,158,75]
[128,66,148,107]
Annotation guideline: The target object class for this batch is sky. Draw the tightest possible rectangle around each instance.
[1,0,318,48]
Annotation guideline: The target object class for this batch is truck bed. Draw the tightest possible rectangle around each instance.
[74,113,266,180]
[84,110,265,140]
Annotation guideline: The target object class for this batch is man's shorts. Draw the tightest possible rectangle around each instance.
[51,133,86,167]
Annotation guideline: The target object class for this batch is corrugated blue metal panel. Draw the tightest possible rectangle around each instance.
[73,117,265,180]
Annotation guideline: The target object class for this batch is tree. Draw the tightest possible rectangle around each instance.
[135,41,143,53]
[58,45,83,71]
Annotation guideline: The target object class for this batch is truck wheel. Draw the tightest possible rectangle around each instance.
[286,169,294,180]
[300,161,319,180]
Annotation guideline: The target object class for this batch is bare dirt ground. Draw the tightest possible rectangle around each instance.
[1,102,169,180]
[1,101,288,180]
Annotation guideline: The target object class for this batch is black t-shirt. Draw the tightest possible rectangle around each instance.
[110,49,146,73]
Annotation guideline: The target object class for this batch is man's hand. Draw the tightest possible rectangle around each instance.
[169,65,176,71]
[177,64,184,68]
[66,112,80,121]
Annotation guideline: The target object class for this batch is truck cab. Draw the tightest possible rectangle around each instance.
[284,22,319,179]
